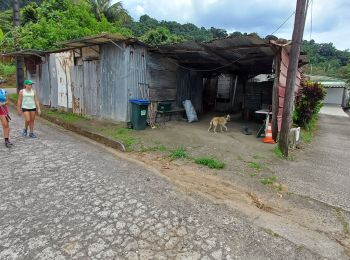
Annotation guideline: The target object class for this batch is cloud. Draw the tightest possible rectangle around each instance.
[121,0,350,50]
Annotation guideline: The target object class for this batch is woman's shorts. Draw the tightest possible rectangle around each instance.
[0,105,8,116]
[22,108,37,112]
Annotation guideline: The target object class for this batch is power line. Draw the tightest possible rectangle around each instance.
[309,0,313,75]
[309,0,313,41]
[270,11,296,36]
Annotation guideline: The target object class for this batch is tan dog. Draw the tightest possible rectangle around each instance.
[208,114,230,133]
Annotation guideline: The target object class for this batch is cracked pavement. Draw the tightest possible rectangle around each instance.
[0,112,325,259]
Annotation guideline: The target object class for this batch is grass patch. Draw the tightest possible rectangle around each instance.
[194,157,225,169]
[273,146,283,158]
[248,161,262,170]
[169,147,187,159]
[336,208,350,236]
[111,128,137,151]
[250,173,257,177]
[158,144,167,152]
[140,143,167,153]
[260,176,277,185]
[301,129,313,144]
[45,109,87,123]
[8,93,18,102]
[300,113,319,144]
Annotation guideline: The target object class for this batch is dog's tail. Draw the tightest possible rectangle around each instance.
[208,120,213,131]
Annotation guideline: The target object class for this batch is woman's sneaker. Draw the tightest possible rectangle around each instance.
[5,140,13,148]
[21,129,28,137]
[29,132,37,138]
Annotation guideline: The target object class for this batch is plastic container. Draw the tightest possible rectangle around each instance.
[157,102,171,112]
[129,99,150,130]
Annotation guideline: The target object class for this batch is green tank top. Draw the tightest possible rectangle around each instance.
[21,89,36,109]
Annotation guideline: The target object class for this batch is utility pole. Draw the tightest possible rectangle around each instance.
[13,0,24,93]
[279,0,308,157]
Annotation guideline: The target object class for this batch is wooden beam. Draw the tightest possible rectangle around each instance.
[272,51,281,141]
[213,44,271,51]
[279,0,308,157]
[197,42,239,70]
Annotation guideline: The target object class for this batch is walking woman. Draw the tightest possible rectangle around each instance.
[17,79,41,138]
[0,81,12,147]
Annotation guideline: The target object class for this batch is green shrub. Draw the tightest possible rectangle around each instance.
[0,62,16,77]
[169,147,187,159]
[248,161,262,170]
[195,157,225,169]
[260,176,277,185]
[294,81,326,128]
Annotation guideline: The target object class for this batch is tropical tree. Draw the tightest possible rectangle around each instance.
[0,10,13,33]
[0,0,132,52]
[140,27,184,45]
[87,0,131,24]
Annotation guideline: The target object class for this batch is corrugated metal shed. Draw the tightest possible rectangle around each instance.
[320,81,348,88]
[153,35,275,74]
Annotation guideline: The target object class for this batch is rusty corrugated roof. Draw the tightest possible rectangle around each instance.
[152,35,276,73]
[59,33,150,48]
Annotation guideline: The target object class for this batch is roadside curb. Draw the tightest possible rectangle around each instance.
[40,113,126,152]
[8,98,126,152]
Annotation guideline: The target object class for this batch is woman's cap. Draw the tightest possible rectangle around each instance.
[24,79,34,85]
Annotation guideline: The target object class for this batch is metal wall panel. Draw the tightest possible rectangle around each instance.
[147,53,178,105]
[324,87,345,105]
[71,65,84,114]
[277,48,302,131]
[83,60,100,116]
[49,54,58,108]
[55,51,74,109]
[125,45,148,120]
[176,68,203,112]
[100,43,128,121]
[37,61,51,106]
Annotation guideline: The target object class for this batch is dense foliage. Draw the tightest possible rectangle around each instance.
[302,40,350,82]
[1,0,349,84]
[294,82,326,129]
[0,0,132,51]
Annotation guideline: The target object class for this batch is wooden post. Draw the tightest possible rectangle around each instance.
[272,51,281,141]
[279,0,308,156]
[13,0,24,93]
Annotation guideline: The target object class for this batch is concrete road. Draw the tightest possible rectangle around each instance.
[0,114,324,259]
[320,104,349,117]
[271,113,350,212]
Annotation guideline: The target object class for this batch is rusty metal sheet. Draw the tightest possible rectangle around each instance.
[71,65,84,115]
[55,51,74,109]
[277,48,302,131]
[100,43,128,121]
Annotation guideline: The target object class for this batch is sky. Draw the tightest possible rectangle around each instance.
[121,0,350,51]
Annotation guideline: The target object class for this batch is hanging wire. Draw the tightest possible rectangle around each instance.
[270,11,296,36]
[309,0,313,76]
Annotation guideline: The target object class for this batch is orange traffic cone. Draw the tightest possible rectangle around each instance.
[263,122,276,144]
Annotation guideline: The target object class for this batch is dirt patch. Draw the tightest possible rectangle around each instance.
[108,150,348,258]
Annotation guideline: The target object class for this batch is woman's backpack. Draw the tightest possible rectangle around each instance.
[0,89,7,103]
